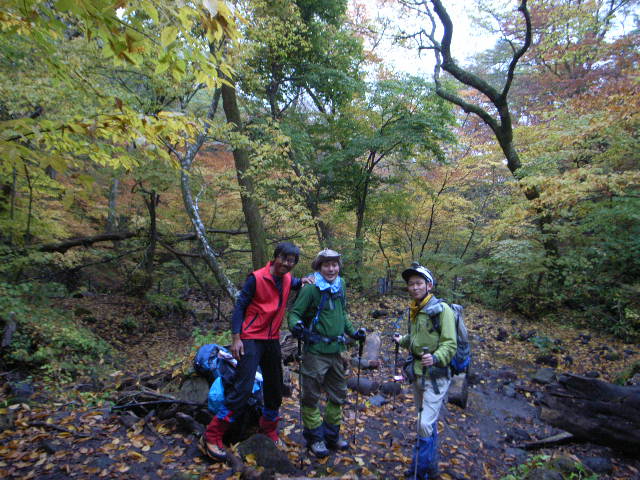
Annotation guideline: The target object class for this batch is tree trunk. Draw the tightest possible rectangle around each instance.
[141,189,158,292]
[353,161,373,279]
[354,197,366,276]
[0,167,17,244]
[539,373,640,454]
[288,155,333,248]
[106,178,119,233]
[306,191,334,248]
[425,0,535,198]
[2,312,17,348]
[221,83,269,270]
[23,164,33,244]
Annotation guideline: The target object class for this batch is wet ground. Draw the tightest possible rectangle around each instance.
[1,297,639,479]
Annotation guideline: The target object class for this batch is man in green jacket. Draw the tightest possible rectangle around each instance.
[288,249,366,458]
[393,262,456,479]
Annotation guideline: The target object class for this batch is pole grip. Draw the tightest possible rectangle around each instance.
[421,347,429,387]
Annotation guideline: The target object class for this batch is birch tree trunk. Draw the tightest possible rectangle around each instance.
[177,88,238,300]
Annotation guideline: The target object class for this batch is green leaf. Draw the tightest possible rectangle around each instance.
[144,3,159,24]
[160,26,179,48]
[155,59,170,75]
[55,0,83,15]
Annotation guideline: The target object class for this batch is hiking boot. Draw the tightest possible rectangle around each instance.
[322,421,348,451]
[200,416,230,461]
[326,437,349,450]
[405,435,437,479]
[309,440,330,458]
[199,434,226,461]
[404,466,439,479]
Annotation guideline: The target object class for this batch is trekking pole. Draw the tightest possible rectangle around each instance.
[296,325,304,469]
[352,335,365,445]
[389,336,400,447]
[414,346,429,480]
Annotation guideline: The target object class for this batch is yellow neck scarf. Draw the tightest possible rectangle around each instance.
[410,293,433,322]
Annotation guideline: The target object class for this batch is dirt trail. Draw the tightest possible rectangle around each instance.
[1,296,639,479]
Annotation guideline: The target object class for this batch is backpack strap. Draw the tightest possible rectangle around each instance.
[431,313,442,334]
[303,290,349,346]
[310,291,328,331]
[422,297,446,334]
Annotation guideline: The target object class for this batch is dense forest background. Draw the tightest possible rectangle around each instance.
[1,0,639,380]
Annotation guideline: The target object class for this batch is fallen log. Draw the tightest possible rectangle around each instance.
[225,448,262,479]
[39,231,138,253]
[176,412,204,436]
[539,373,640,454]
[517,431,574,450]
[447,373,469,409]
[111,399,204,410]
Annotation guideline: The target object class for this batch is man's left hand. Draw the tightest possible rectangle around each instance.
[301,275,315,286]
[420,353,434,367]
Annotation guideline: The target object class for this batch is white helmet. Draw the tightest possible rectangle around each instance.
[401,262,436,286]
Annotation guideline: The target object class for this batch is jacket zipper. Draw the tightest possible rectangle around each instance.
[270,283,284,339]
[244,313,259,333]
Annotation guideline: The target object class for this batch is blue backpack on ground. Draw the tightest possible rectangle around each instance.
[193,343,224,382]
[208,372,263,415]
[424,299,471,375]
[193,343,263,415]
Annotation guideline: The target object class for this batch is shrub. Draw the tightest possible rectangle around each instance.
[145,291,188,317]
[0,282,113,380]
[192,327,231,347]
[500,454,598,480]
[119,315,139,333]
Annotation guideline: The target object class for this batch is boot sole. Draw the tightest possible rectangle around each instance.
[198,435,227,462]
[310,451,330,458]
[308,446,330,458]
[327,443,349,451]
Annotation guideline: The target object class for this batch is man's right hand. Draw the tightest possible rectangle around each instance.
[231,334,244,361]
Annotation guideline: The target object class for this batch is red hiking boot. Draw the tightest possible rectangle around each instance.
[200,416,230,461]
[258,416,281,445]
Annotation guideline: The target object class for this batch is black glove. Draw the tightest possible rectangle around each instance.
[352,327,366,342]
[291,321,304,340]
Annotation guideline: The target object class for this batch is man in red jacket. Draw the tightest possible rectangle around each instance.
[200,242,312,460]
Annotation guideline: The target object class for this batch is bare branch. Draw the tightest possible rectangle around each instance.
[502,1,532,100]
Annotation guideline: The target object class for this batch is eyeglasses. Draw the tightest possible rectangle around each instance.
[278,255,297,266]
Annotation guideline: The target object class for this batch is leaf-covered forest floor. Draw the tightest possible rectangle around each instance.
[1,294,639,479]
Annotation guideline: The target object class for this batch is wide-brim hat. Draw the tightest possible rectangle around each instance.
[311,248,342,271]
[401,262,436,286]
